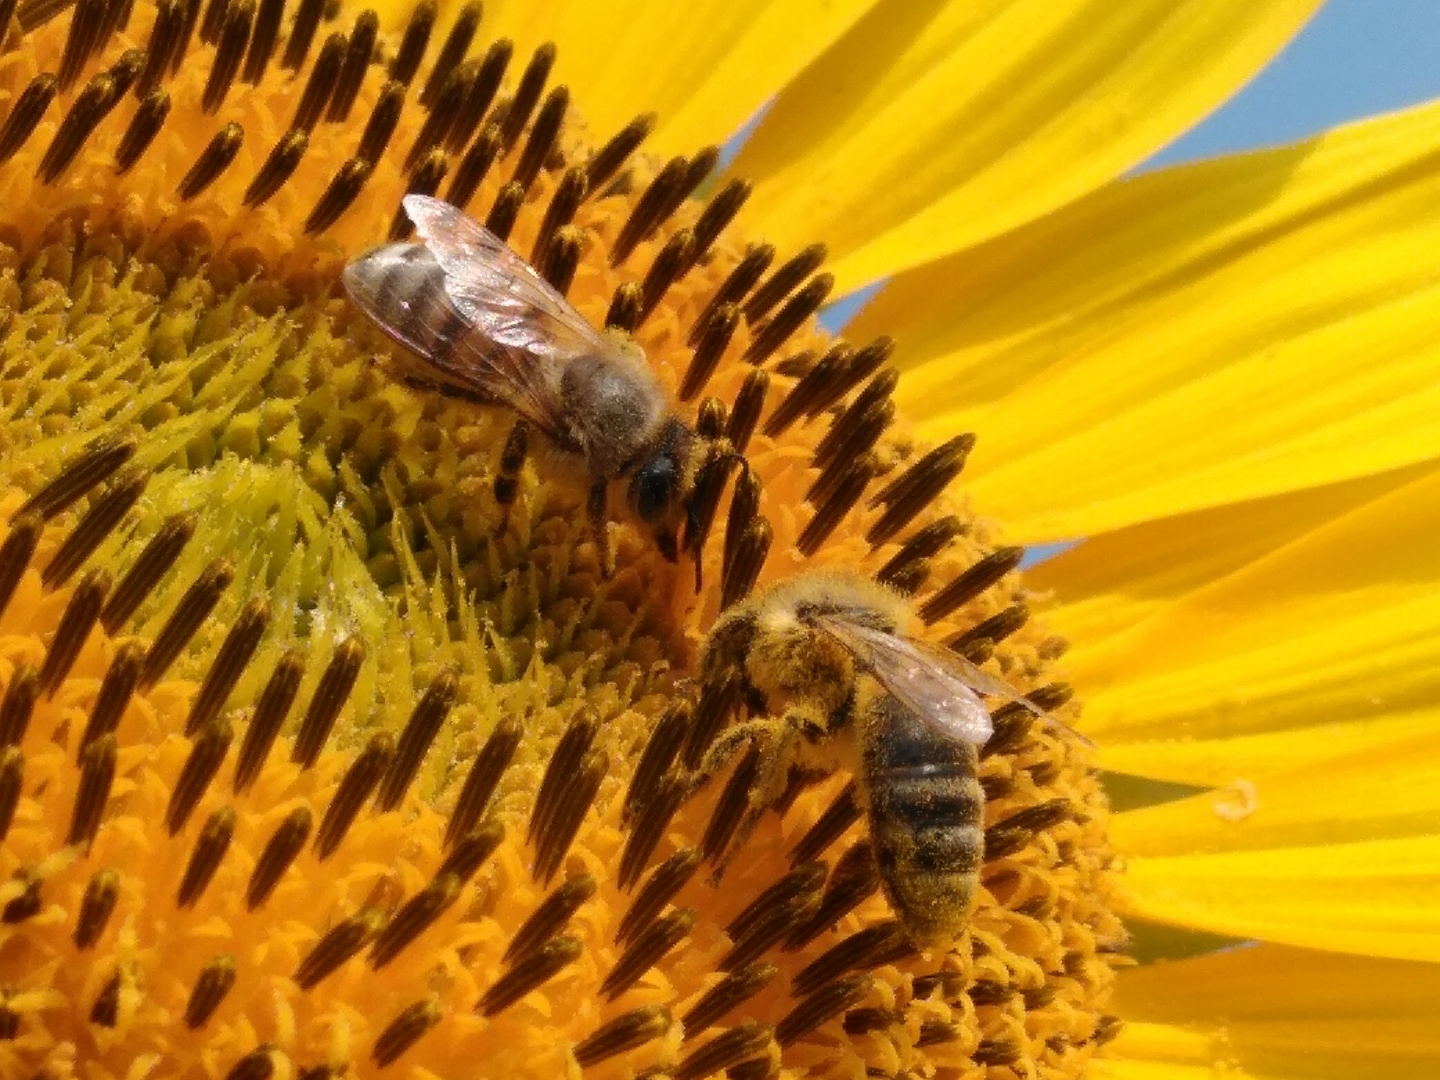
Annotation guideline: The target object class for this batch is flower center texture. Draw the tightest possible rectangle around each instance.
[0,2,1126,1077]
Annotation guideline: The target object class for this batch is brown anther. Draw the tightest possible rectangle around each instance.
[950,602,1029,657]
[676,1023,774,1079]
[107,47,146,98]
[775,973,872,1046]
[0,73,55,167]
[791,921,910,997]
[179,120,245,200]
[0,515,41,623]
[314,733,393,860]
[41,466,147,589]
[984,798,1072,860]
[89,971,121,1026]
[242,0,283,82]
[763,344,849,437]
[479,934,582,1016]
[290,33,345,132]
[387,0,435,85]
[114,89,171,175]
[184,954,237,1029]
[876,516,965,589]
[139,557,235,688]
[813,368,897,469]
[680,302,739,402]
[690,243,775,347]
[165,718,233,835]
[375,669,459,810]
[584,111,654,194]
[699,743,761,867]
[919,546,1025,625]
[293,907,385,988]
[19,437,136,521]
[484,179,525,241]
[78,642,145,760]
[511,84,567,192]
[277,0,324,68]
[291,636,365,770]
[688,178,752,268]
[176,806,236,908]
[356,81,404,164]
[174,0,202,73]
[434,818,504,883]
[623,700,689,823]
[419,0,480,107]
[865,432,976,547]
[638,228,694,325]
[605,281,644,333]
[618,772,686,890]
[446,122,500,210]
[531,164,587,264]
[616,848,699,946]
[786,842,879,950]
[720,882,824,974]
[304,157,372,234]
[0,748,21,845]
[38,569,109,697]
[505,873,597,964]
[197,0,226,44]
[245,806,311,909]
[497,41,556,152]
[610,155,687,266]
[403,62,471,172]
[797,456,874,556]
[789,780,860,866]
[681,963,778,1039]
[574,1005,672,1067]
[744,274,835,365]
[390,148,450,239]
[974,1038,1024,1066]
[226,1049,277,1080]
[696,397,729,439]
[69,733,116,848]
[443,714,521,849]
[201,0,253,113]
[369,873,462,969]
[74,868,120,949]
[601,907,696,1000]
[101,511,196,633]
[722,517,771,611]
[881,558,930,597]
[809,399,893,489]
[682,673,741,770]
[726,863,828,944]
[233,648,304,793]
[528,711,598,845]
[0,666,36,748]
[532,748,605,885]
[57,0,106,90]
[183,596,269,736]
[373,1000,442,1066]
[744,244,827,324]
[327,8,377,122]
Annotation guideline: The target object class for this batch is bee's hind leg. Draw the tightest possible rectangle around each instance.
[492,420,529,535]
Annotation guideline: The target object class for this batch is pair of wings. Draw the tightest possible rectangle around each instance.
[342,194,609,444]
[813,615,1090,748]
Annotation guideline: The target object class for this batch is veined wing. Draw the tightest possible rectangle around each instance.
[814,615,994,746]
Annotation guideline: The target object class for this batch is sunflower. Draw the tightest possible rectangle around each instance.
[1,0,1438,1078]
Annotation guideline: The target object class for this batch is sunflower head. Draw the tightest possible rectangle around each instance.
[0,2,1124,1076]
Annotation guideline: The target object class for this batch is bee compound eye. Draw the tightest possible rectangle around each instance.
[631,455,679,522]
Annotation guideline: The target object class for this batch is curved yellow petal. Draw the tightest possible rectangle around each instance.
[1098,946,1440,1079]
[1063,465,1440,750]
[858,98,1440,543]
[1111,726,1440,857]
[1117,835,1440,961]
[1031,463,1431,648]
[482,0,878,156]
[734,0,1322,291]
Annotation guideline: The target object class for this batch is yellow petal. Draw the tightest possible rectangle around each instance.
[1059,434,1440,752]
[1111,727,1440,857]
[1117,835,1440,961]
[858,98,1440,543]
[1030,463,1432,648]
[483,0,877,156]
[734,0,1322,291]
[1098,946,1440,1079]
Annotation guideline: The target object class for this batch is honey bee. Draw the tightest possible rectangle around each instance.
[343,194,723,573]
[691,570,1078,946]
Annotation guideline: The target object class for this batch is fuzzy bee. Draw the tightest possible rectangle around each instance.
[343,194,728,574]
[691,569,1082,946]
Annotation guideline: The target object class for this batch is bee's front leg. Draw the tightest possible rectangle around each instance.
[492,420,529,535]
[586,477,614,578]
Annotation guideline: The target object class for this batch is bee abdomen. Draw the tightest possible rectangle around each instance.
[861,701,983,947]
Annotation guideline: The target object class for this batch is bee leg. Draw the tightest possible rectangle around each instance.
[587,478,614,578]
[492,420,529,535]
[687,718,802,880]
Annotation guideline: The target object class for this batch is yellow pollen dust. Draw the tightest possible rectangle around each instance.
[0,2,1125,1079]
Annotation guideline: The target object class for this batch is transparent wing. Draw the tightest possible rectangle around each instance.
[813,616,994,746]
[402,194,610,360]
